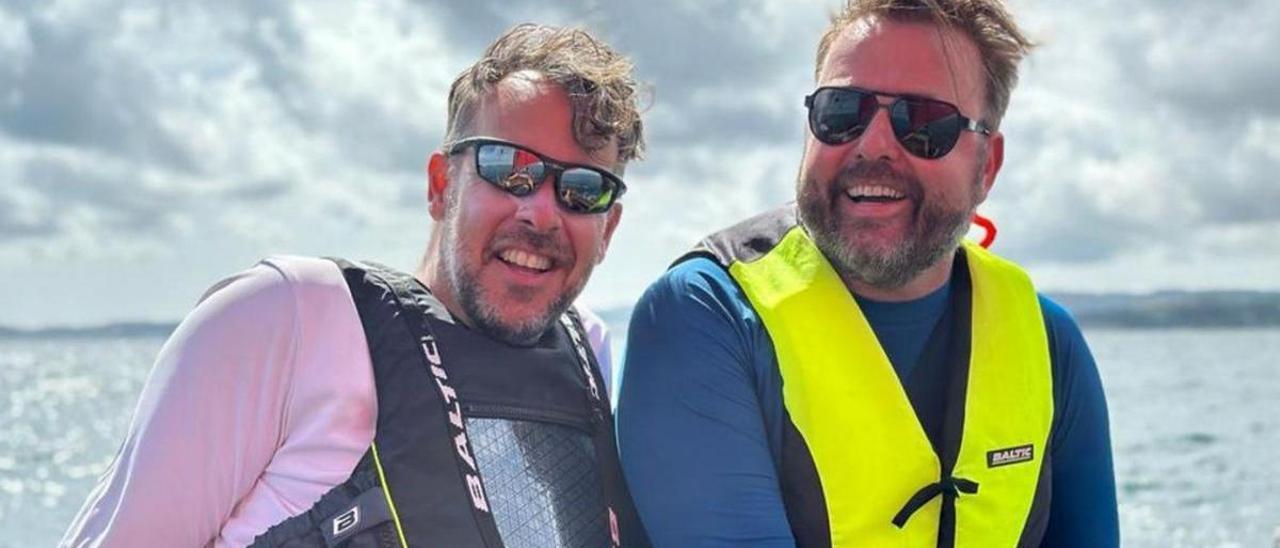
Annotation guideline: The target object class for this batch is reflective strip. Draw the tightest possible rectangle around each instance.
[371,442,410,548]
[560,312,623,548]
[560,315,603,405]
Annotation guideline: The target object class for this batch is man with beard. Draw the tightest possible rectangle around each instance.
[64,24,649,548]
[616,1,1118,546]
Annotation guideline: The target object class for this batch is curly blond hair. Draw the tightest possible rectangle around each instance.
[444,24,645,169]
[815,0,1035,129]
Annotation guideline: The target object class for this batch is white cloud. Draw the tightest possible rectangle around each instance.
[3,0,1280,326]
[0,8,32,70]
[978,0,1280,275]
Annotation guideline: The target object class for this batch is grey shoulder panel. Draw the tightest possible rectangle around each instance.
[678,204,799,268]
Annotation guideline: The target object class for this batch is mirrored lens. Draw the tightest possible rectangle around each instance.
[891,99,963,159]
[477,144,546,195]
[809,88,877,144]
[558,169,614,213]
[468,140,622,214]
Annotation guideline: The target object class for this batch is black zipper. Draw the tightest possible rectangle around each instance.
[463,402,596,434]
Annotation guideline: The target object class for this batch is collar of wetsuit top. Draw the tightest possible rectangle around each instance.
[853,278,952,327]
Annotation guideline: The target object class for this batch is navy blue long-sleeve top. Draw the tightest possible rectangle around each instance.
[616,257,1119,547]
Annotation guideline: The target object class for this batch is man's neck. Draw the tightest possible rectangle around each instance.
[415,250,470,327]
[841,251,956,302]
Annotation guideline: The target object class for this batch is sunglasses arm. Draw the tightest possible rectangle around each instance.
[964,118,992,136]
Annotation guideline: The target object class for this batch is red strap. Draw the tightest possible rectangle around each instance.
[972,214,997,248]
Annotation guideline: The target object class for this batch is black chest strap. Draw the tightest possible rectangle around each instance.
[890,251,978,548]
[339,260,505,547]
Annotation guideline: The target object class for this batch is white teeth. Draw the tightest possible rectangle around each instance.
[846,185,905,199]
[499,249,552,271]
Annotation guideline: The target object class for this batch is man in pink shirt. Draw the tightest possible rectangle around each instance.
[63,24,649,548]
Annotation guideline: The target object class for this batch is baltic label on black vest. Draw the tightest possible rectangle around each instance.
[987,444,1035,468]
[332,506,358,537]
[320,486,394,546]
[423,337,491,512]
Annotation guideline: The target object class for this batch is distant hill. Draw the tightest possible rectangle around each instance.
[0,322,178,339]
[3,291,1279,339]
[598,290,1280,332]
[1047,291,1280,328]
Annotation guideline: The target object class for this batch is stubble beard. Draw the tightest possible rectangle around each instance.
[797,160,980,290]
[439,203,588,346]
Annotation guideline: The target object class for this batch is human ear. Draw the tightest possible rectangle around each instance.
[427,151,450,221]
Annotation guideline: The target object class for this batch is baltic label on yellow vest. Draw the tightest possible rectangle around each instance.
[987,445,1035,468]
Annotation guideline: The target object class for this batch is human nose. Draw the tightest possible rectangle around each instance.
[853,103,903,162]
[512,172,562,232]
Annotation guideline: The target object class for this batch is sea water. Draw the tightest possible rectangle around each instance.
[2,329,1278,547]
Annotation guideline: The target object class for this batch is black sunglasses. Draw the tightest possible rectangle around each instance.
[445,137,627,214]
[804,86,991,159]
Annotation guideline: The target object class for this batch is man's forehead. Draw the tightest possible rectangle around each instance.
[468,73,621,169]
[819,17,984,107]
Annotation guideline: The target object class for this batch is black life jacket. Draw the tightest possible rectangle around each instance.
[249,260,649,548]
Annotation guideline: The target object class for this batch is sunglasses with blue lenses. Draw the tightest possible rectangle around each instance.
[446,137,627,214]
[804,86,991,159]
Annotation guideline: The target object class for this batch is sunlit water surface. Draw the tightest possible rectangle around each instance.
[2,328,1278,547]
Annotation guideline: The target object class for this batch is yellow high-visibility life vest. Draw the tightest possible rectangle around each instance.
[693,206,1053,547]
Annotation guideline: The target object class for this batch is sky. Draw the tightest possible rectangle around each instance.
[1,0,1278,328]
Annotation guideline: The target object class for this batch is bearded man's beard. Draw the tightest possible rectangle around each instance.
[439,203,587,346]
[797,160,980,289]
